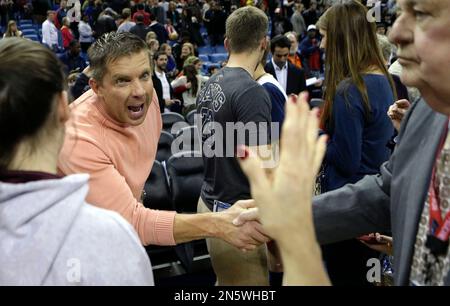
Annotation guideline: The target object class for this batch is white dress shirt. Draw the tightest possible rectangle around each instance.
[271,57,288,93]
[155,70,171,100]
[42,19,59,48]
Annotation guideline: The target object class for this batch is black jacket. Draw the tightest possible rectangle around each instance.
[130,23,150,41]
[264,61,307,96]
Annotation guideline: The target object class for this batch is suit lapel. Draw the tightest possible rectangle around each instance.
[286,64,293,94]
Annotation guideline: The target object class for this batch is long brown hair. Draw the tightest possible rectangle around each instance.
[317,0,396,128]
[183,64,199,96]
[4,20,19,37]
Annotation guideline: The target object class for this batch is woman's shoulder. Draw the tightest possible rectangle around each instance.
[337,74,389,94]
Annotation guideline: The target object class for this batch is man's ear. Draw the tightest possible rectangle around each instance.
[224,37,230,52]
[261,36,269,52]
[57,91,70,124]
[89,78,101,96]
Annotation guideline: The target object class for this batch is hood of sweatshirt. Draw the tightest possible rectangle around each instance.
[0,174,90,285]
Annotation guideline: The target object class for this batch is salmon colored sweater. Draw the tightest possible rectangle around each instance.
[58,89,176,246]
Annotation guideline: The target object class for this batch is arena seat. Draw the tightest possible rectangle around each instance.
[173,126,201,153]
[156,131,174,162]
[209,53,228,63]
[185,109,197,126]
[161,112,188,135]
[309,98,325,109]
[143,160,173,211]
[166,151,203,213]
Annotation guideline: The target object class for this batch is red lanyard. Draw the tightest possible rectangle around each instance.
[428,176,450,242]
[428,120,450,243]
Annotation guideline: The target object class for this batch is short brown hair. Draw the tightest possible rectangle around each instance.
[225,6,268,54]
[88,32,148,83]
[122,8,131,19]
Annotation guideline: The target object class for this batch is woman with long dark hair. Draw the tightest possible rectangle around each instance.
[317,0,397,286]
[171,59,209,114]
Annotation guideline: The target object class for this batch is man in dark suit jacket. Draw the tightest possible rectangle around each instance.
[265,35,306,96]
[148,13,168,45]
[130,14,149,41]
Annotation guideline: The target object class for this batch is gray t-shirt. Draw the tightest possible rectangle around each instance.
[196,67,272,210]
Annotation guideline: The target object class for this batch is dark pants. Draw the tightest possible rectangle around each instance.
[80,42,92,53]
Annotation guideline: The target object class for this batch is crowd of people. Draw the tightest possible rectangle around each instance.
[1,0,449,287]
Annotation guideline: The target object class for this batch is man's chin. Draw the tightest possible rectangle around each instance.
[399,70,422,89]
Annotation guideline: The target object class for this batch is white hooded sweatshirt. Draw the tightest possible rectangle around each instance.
[0,173,154,285]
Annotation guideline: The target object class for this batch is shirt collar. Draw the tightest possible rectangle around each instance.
[155,70,166,78]
[272,58,287,71]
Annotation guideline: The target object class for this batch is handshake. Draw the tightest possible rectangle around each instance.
[214,199,267,252]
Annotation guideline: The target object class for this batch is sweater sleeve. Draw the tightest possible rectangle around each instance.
[325,85,365,177]
[58,130,176,246]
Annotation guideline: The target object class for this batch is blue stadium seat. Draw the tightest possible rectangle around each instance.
[19,19,33,25]
[198,54,209,62]
[202,62,220,75]
[209,53,228,63]
[21,29,37,36]
[197,46,213,55]
[19,24,34,30]
[24,34,40,42]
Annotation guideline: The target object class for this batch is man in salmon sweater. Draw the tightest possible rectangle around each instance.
[58,32,269,251]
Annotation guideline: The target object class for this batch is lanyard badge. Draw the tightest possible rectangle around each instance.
[425,120,450,256]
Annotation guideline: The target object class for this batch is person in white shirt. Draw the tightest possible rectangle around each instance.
[78,14,94,53]
[270,35,290,93]
[42,11,59,51]
[153,51,180,112]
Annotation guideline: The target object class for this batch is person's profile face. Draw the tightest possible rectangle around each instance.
[389,0,450,114]
[272,46,290,68]
[95,51,154,126]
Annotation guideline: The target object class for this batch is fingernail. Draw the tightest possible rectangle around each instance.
[290,94,298,104]
[236,145,249,160]
[300,91,309,102]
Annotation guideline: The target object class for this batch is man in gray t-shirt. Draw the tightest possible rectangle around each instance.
[196,6,273,286]
[197,67,271,211]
